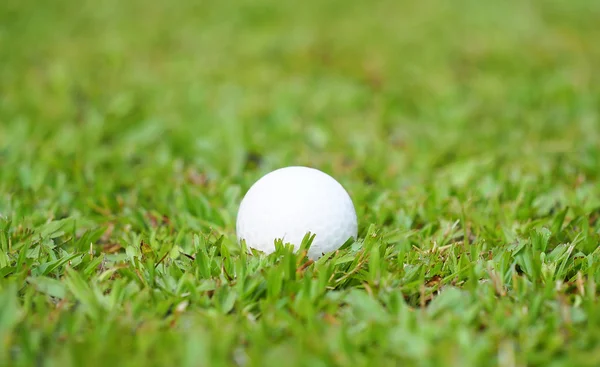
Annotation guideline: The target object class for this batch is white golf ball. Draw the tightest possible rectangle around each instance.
[236,166,358,259]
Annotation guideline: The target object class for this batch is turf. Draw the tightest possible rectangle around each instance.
[1,0,600,365]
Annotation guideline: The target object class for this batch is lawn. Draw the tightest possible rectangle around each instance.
[1,0,599,365]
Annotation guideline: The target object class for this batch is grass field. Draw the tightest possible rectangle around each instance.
[1,0,600,365]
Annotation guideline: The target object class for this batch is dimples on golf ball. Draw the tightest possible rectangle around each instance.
[236,166,358,259]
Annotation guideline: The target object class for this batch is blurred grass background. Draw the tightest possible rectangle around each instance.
[1,0,598,223]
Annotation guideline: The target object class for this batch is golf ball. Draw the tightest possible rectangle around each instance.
[236,166,358,259]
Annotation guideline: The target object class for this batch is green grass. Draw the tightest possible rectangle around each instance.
[1,0,600,365]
